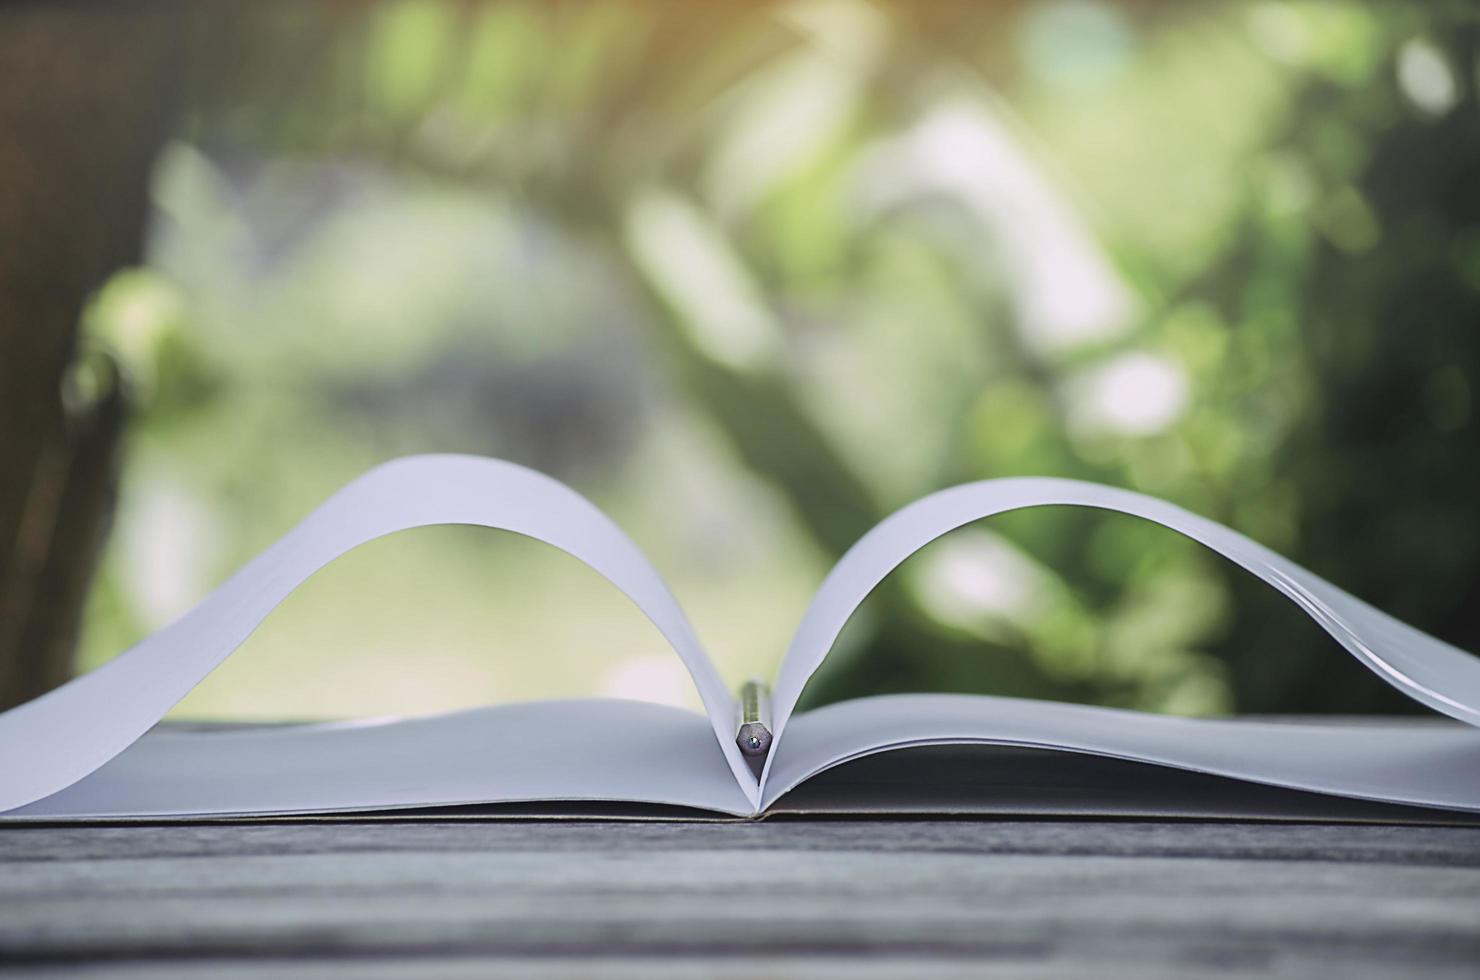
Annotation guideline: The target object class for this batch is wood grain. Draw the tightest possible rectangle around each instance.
[2,819,1479,979]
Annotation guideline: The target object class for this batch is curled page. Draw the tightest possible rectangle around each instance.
[764,477,1480,783]
[762,694,1480,814]
[6,700,754,820]
[0,454,757,814]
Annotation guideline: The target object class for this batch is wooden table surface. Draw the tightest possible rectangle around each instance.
[3,817,1479,979]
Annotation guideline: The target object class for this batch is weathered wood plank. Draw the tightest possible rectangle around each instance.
[2,820,1479,979]
[5,819,1480,865]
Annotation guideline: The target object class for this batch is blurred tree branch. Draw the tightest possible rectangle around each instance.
[0,5,179,709]
[603,208,1085,709]
[5,1,1472,720]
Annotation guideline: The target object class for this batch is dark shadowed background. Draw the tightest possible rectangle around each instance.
[1,0,1476,722]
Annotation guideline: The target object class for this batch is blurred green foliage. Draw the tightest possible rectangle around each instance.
[77,1,1478,720]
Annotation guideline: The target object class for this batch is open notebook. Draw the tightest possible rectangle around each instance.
[3,454,1480,822]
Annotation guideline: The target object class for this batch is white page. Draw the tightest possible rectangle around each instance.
[0,455,758,815]
[763,694,1480,813]
[4,699,754,820]
[765,477,1480,786]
